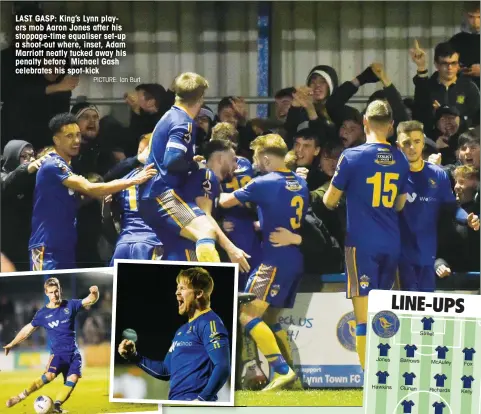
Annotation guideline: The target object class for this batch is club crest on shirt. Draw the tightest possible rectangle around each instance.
[375,152,395,166]
[429,178,437,188]
[270,284,280,297]
[64,308,70,315]
[202,179,212,193]
[360,275,370,289]
[456,95,465,104]
[285,179,302,192]
[56,159,69,173]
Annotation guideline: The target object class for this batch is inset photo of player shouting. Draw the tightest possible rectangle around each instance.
[110,260,239,406]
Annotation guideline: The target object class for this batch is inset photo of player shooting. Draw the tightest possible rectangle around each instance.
[110,260,239,406]
[0,268,160,414]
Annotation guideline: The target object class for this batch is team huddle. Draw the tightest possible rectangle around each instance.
[24,71,480,396]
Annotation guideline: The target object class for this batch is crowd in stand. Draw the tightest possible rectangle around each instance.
[1,2,480,290]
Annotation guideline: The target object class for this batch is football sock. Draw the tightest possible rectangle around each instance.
[241,330,261,365]
[55,381,76,405]
[195,238,221,262]
[245,318,289,375]
[23,374,50,397]
[356,323,367,370]
[270,323,294,367]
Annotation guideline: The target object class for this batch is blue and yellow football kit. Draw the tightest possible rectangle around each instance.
[31,299,84,380]
[134,309,230,401]
[139,106,205,237]
[163,168,221,261]
[221,157,261,290]
[110,168,163,265]
[399,161,458,292]
[331,143,410,299]
[233,170,309,309]
[29,153,78,271]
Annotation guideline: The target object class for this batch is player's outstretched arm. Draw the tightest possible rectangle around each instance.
[82,285,100,308]
[3,323,37,356]
[197,325,230,401]
[195,196,251,272]
[62,164,157,198]
[323,184,343,210]
[118,339,171,380]
[218,192,242,209]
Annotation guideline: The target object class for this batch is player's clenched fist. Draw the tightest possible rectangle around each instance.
[118,339,136,359]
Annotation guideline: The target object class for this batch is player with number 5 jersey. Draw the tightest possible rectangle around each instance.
[323,100,409,371]
[220,134,309,391]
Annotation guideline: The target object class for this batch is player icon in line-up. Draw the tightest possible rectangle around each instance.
[378,343,391,357]
[435,345,449,360]
[461,375,475,389]
[463,347,476,361]
[434,373,448,387]
[404,344,418,358]
[376,371,389,384]
[403,372,416,386]
[401,400,415,413]
[421,316,434,331]
[433,401,446,414]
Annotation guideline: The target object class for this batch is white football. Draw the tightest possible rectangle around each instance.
[33,395,53,414]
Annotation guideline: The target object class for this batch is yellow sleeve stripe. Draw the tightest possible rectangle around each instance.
[210,320,217,334]
[188,122,192,133]
[213,342,221,349]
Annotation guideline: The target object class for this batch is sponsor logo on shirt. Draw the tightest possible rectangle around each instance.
[375,152,396,166]
[169,340,193,353]
[285,179,302,192]
[45,314,54,319]
[407,193,417,203]
[48,320,60,328]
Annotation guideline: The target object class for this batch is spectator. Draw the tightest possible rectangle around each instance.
[443,130,480,186]
[274,87,295,122]
[194,105,216,154]
[436,165,480,289]
[70,103,122,177]
[292,129,328,190]
[284,65,339,148]
[338,106,365,148]
[124,83,172,156]
[449,1,480,88]
[411,40,480,131]
[430,106,467,165]
[1,141,43,271]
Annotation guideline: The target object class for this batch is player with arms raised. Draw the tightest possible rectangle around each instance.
[396,120,480,292]
[29,113,156,270]
[139,73,242,265]
[219,134,309,390]
[4,277,99,413]
[118,267,230,402]
[323,100,410,370]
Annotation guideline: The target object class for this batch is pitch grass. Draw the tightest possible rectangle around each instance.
[0,367,158,413]
[235,389,363,406]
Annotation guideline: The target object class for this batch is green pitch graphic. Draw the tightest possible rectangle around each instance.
[364,314,481,413]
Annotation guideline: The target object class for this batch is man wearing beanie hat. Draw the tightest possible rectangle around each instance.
[284,65,339,148]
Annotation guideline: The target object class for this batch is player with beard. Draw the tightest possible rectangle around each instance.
[118,267,231,402]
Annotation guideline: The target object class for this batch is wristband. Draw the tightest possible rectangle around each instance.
[417,69,428,75]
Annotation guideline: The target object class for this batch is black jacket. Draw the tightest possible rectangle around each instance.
[449,31,480,89]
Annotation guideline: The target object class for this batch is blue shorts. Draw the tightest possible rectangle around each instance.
[29,246,76,271]
[109,242,163,266]
[139,189,204,238]
[45,352,82,380]
[398,263,435,293]
[245,262,303,309]
[345,246,399,299]
[163,236,198,262]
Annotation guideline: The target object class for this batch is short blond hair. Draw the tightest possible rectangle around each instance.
[250,133,288,158]
[454,165,479,181]
[365,100,393,125]
[173,72,209,105]
[176,267,214,303]
[44,277,61,292]
[211,122,238,143]
[284,150,297,170]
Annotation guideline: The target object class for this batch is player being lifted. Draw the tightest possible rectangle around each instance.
[139,73,248,266]
[29,113,157,271]
[323,100,410,370]
[163,139,250,272]
[396,121,480,292]
[219,134,309,390]
[4,277,100,412]
[118,267,231,402]
[110,134,163,263]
